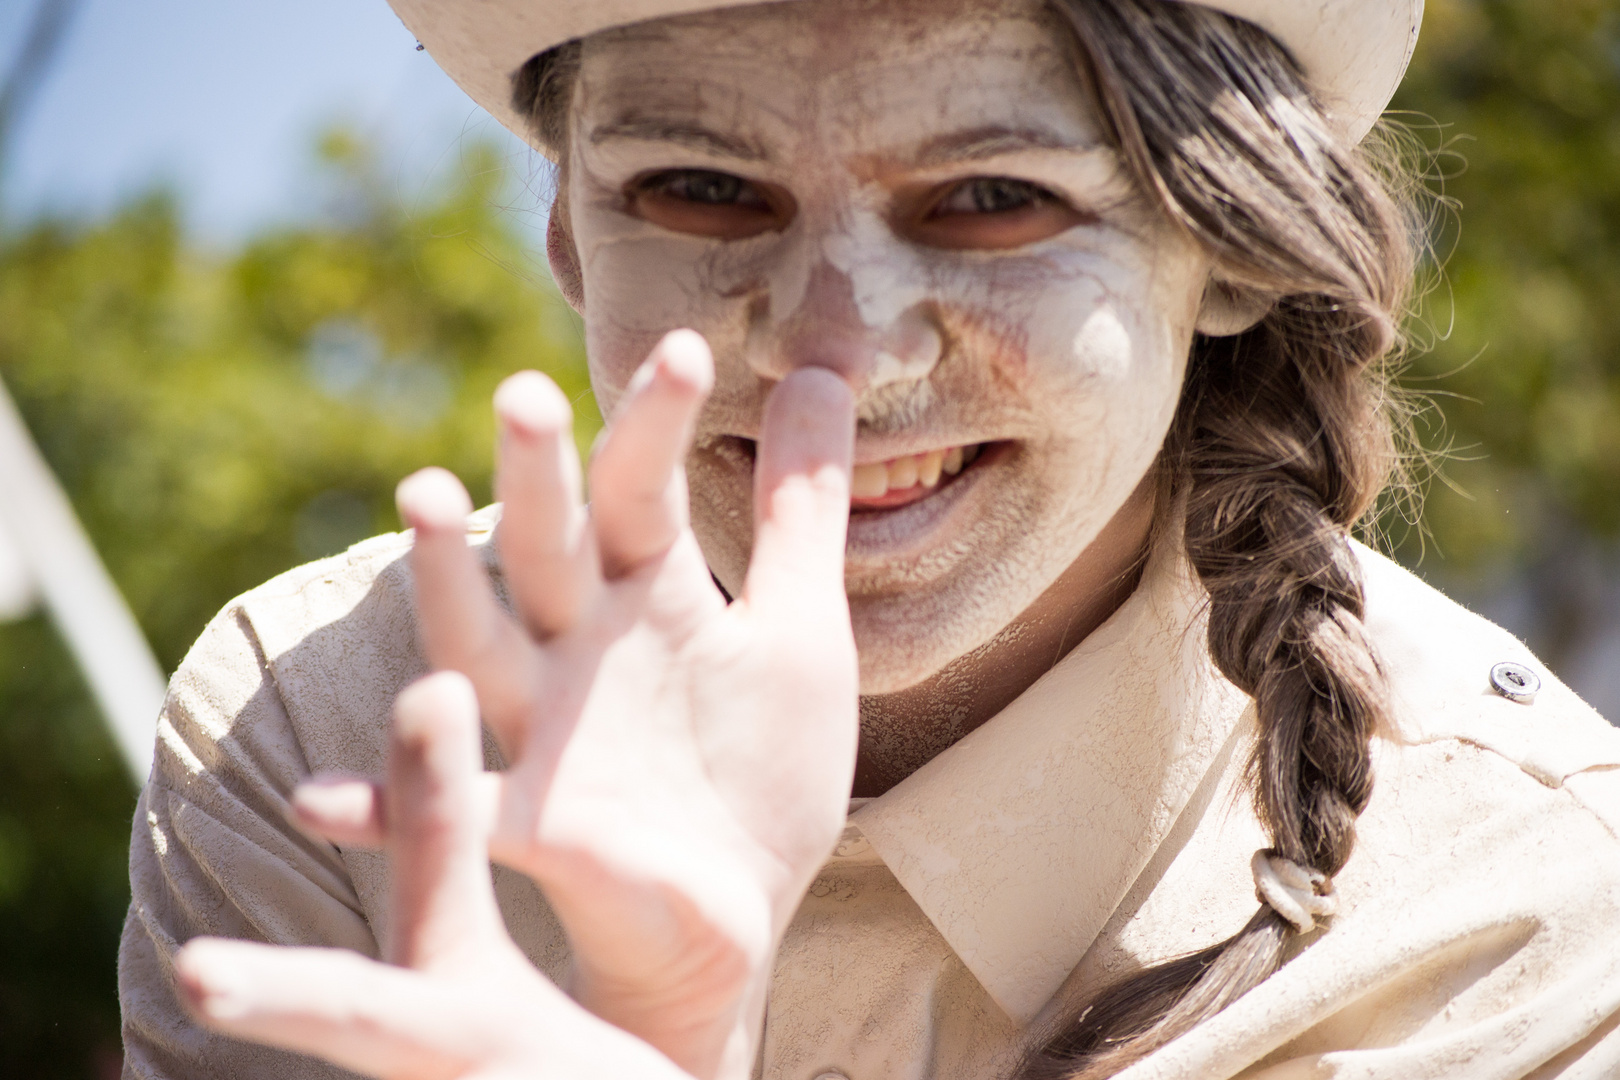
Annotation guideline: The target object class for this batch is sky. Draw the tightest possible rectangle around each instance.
[1,0,537,242]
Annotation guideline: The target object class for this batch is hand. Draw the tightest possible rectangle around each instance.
[296,331,859,1080]
[176,673,695,1080]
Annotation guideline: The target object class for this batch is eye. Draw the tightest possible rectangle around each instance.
[933,177,1054,216]
[904,176,1094,251]
[645,169,767,207]
[626,169,792,240]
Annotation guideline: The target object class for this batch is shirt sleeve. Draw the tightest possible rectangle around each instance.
[1272,764,1620,1080]
[1111,743,1620,1080]
[119,601,380,1080]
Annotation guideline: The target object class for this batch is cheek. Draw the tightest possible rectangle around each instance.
[1044,302,1184,504]
[1034,287,1188,430]
[574,223,764,412]
[941,239,1202,514]
[1021,243,1201,436]
[928,242,1196,419]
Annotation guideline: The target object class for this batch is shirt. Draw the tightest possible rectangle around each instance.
[118,506,1620,1079]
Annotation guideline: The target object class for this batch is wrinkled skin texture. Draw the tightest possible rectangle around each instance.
[563,0,1214,702]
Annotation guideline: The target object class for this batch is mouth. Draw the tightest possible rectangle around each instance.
[848,443,987,511]
[700,432,1016,582]
[725,438,997,512]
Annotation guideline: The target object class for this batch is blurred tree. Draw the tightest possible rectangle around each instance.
[1393,0,1620,667]
[0,134,592,1077]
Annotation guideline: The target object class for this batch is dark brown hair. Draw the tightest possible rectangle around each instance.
[512,2,1412,1074]
[1020,2,1408,1075]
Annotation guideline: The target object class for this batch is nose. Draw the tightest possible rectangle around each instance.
[745,261,942,394]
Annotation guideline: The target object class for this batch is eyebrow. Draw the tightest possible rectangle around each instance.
[585,119,1097,171]
[908,126,1098,167]
[588,117,769,163]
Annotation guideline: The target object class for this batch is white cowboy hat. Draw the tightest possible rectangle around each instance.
[389,0,1421,152]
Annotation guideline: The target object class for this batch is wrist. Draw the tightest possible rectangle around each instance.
[568,947,765,1080]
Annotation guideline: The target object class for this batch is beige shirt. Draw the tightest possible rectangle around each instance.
[119,508,1620,1079]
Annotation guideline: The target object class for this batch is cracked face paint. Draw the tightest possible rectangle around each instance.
[565,0,1213,693]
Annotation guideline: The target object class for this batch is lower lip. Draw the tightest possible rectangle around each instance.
[844,441,1009,553]
[850,482,948,512]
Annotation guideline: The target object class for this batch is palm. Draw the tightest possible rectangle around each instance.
[396,332,858,1079]
[502,536,856,1028]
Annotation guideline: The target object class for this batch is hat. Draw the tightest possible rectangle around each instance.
[389,0,1421,152]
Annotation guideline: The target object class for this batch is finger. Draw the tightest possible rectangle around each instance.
[494,371,598,638]
[294,773,504,860]
[743,367,855,621]
[175,938,470,1078]
[589,330,714,578]
[290,776,385,849]
[388,672,507,969]
[177,938,693,1080]
[398,468,540,751]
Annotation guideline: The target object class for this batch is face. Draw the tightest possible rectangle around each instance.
[561,0,1214,694]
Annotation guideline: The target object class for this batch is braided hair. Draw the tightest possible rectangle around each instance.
[1021,2,1412,1075]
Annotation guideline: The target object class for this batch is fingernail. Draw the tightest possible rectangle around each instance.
[396,468,473,530]
[656,330,715,394]
[495,371,570,436]
[176,945,251,1020]
[291,778,375,823]
[394,671,480,745]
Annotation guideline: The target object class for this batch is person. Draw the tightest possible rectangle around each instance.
[118,0,1620,1077]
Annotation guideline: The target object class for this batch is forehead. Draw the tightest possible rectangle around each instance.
[574,0,1100,158]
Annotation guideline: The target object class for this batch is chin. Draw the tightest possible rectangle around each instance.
[844,558,1042,695]
[689,434,1113,697]
[851,618,963,695]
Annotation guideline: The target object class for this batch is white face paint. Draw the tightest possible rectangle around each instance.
[565,0,1213,693]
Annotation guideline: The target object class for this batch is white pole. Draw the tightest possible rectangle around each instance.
[0,510,37,620]
[0,376,164,785]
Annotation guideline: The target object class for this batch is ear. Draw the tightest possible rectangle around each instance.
[546,200,585,313]
[1196,277,1274,338]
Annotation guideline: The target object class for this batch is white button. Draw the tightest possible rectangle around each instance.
[812,1072,848,1080]
[1490,661,1541,704]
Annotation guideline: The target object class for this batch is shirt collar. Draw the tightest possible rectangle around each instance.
[849,543,1251,1024]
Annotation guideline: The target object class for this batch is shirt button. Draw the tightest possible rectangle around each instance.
[813,1073,849,1080]
[832,824,870,858]
[1490,661,1541,704]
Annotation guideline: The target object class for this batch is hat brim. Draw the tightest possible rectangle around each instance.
[389,0,1421,155]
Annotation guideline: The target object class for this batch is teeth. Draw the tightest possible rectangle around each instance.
[888,455,919,490]
[851,463,889,499]
[918,450,943,488]
[851,445,979,500]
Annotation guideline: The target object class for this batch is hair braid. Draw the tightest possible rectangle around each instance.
[1021,1,1413,1076]
[1186,311,1386,877]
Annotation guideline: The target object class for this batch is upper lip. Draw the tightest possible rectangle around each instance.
[850,440,985,467]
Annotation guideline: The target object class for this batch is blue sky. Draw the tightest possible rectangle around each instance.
[2,0,537,242]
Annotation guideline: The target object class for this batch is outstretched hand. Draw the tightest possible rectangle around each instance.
[244,331,859,1080]
[176,673,697,1080]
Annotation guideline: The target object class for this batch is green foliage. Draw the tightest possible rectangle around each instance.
[0,135,592,1077]
[0,615,131,1078]
[1394,0,1620,566]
